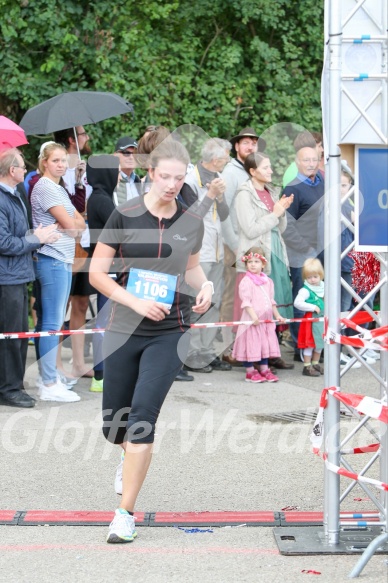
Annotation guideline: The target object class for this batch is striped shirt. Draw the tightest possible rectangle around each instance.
[31,176,75,263]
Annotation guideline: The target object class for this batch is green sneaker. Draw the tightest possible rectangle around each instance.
[90,377,103,392]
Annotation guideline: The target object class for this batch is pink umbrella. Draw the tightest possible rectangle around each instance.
[0,115,29,152]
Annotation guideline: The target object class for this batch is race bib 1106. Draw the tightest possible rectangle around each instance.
[126,268,178,309]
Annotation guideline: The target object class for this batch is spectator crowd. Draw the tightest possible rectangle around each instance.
[0,124,380,409]
[1,120,383,546]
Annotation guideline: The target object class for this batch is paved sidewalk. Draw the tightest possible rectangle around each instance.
[0,346,386,582]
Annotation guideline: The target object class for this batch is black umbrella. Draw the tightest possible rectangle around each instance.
[19,91,134,135]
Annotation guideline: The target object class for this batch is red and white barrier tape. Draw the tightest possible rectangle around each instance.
[0,329,102,340]
[0,316,324,340]
[324,456,388,492]
[334,391,388,423]
[325,317,388,352]
[0,310,384,341]
[311,387,388,455]
[311,388,388,490]
[341,444,380,455]
[191,316,323,329]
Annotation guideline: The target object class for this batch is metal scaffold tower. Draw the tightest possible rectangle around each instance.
[275,1,388,577]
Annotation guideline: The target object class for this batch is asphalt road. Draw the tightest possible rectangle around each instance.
[0,344,386,582]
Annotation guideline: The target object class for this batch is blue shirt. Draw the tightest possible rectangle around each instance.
[296,172,322,187]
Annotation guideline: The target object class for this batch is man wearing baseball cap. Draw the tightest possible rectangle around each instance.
[113,136,141,205]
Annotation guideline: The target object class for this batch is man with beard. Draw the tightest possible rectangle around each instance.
[219,128,261,364]
[53,126,94,380]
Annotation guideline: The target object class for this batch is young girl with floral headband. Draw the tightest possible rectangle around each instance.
[232,247,286,382]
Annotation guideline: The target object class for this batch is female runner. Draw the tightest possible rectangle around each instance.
[90,138,212,543]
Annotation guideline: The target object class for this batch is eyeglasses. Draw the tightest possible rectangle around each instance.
[119,151,136,157]
[300,158,318,163]
[12,164,27,171]
[77,132,88,137]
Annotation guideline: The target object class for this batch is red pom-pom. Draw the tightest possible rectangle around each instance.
[349,252,380,294]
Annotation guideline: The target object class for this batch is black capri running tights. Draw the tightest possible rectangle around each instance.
[102,331,190,444]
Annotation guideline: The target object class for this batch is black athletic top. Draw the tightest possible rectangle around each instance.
[99,196,204,335]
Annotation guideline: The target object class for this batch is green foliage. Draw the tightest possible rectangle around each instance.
[0,0,324,166]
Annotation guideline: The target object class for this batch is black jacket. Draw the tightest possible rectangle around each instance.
[86,155,120,256]
[0,184,41,285]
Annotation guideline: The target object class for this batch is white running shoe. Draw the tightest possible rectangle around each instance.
[58,372,78,388]
[36,374,55,396]
[363,349,380,361]
[340,353,361,369]
[36,374,75,393]
[39,382,81,402]
[107,509,137,544]
[114,451,125,495]
[360,352,377,365]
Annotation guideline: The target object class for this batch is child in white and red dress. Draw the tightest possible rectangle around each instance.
[294,258,325,377]
[232,247,286,383]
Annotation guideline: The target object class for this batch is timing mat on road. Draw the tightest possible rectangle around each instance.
[0,510,381,527]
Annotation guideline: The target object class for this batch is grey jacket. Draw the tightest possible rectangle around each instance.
[220,159,250,251]
[184,167,229,263]
[235,179,288,275]
[113,172,142,206]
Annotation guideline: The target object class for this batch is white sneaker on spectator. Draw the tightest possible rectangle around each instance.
[36,374,54,396]
[57,372,78,388]
[36,374,74,393]
[115,450,125,495]
[340,353,361,369]
[363,349,380,361]
[39,382,80,402]
[359,352,377,365]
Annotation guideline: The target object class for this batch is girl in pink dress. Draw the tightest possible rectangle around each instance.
[232,247,286,382]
